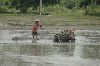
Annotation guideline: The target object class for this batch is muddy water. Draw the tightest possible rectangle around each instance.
[0,28,100,66]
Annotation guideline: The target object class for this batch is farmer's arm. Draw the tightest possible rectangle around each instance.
[39,23,42,27]
[38,23,43,29]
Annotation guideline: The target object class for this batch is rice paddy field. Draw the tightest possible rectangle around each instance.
[0,15,100,66]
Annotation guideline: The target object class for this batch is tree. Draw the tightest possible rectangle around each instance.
[10,0,60,13]
[80,0,91,15]
[0,0,12,13]
[96,0,100,5]
[65,0,76,9]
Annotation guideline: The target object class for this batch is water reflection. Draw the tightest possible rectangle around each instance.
[0,29,100,66]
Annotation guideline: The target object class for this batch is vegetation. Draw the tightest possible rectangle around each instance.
[0,0,100,16]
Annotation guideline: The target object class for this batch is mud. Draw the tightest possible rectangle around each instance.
[0,24,100,66]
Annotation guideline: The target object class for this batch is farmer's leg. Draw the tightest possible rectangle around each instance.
[32,32,36,38]
[35,32,38,39]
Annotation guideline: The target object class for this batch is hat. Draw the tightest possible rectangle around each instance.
[35,19,39,22]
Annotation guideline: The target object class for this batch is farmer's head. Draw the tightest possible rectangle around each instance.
[35,19,40,24]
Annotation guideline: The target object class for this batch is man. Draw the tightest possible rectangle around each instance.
[32,19,42,39]
[69,29,75,39]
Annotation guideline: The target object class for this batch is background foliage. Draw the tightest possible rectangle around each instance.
[0,0,100,16]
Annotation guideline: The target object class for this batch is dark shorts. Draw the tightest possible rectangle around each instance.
[32,32,37,36]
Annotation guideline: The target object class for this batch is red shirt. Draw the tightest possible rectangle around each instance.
[32,23,42,32]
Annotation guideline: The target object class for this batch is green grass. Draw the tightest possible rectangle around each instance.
[0,14,100,29]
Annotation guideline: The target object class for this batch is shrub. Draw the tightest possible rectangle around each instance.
[88,5,100,16]
[65,0,76,9]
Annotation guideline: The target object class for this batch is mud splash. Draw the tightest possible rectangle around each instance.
[0,27,100,66]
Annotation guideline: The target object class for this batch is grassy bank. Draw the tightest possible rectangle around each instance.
[0,14,100,29]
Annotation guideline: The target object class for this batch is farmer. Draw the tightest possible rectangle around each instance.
[68,29,75,40]
[32,19,42,39]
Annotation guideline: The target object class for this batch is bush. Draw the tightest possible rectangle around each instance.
[42,4,83,16]
[88,5,100,16]
[65,0,76,9]
[0,7,7,13]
